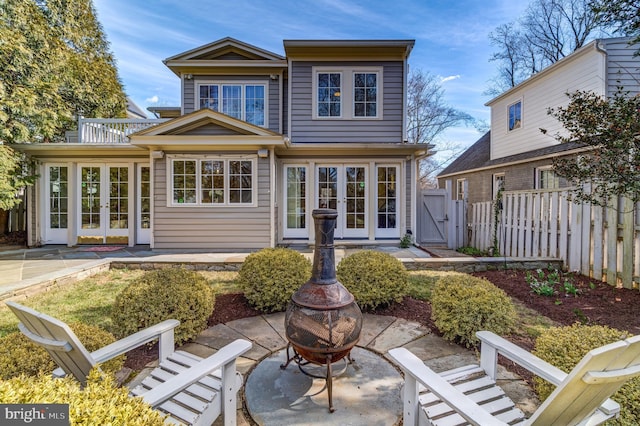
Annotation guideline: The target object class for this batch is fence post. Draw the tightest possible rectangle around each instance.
[622,196,634,289]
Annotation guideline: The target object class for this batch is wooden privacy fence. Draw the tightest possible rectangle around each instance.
[470,186,640,289]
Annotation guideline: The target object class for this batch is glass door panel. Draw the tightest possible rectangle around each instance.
[283,166,307,238]
[137,165,151,244]
[44,165,69,244]
[376,166,399,238]
[77,164,130,244]
[316,164,368,239]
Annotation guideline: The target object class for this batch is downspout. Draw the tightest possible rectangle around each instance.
[410,154,417,239]
[149,151,155,248]
[402,56,409,142]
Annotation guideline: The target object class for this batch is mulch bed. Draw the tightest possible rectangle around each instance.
[124,270,640,384]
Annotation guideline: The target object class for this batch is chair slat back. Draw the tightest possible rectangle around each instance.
[530,335,640,425]
[6,301,96,385]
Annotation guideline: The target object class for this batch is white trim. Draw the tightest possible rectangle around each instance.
[282,164,309,238]
[375,164,401,238]
[136,163,151,245]
[507,99,522,132]
[269,148,275,247]
[312,66,383,120]
[492,172,505,199]
[456,178,467,200]
[195,80,269,127]
[166,155,258,208]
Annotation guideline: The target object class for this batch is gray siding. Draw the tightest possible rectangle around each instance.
[183,75,281,134]
[604,38,640,97]
[153,155,271,249]
[289,61,404,143]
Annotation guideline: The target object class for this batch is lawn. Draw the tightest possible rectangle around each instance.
[0,268,554,341]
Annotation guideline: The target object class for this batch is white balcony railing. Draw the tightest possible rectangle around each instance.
[74,118,169,144]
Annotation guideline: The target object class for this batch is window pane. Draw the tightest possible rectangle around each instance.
[354,72,377,117]
[245,85,265,126]
[317,73,341,117]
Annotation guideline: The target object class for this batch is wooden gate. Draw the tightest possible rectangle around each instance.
[418,189,448,246]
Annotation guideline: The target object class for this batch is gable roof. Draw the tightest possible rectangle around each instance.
[132,108,281,137]
[438,131,589,177]
[164,37,286,76]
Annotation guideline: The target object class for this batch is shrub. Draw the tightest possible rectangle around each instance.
[431,274,516,347]
[0,323,124,380]
[0,369,166,425]
[112,268,214,345]
[533,323,640,425]
[238,248,311,313]
[337,250,408,310]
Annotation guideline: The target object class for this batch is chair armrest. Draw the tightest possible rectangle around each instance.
[142,339,252,407]
[91,319,180,364]
[389,347,507,426]
[477,331,567,385]
[53,319,180,379]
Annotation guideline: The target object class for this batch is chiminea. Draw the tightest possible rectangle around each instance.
[281,209,362,412]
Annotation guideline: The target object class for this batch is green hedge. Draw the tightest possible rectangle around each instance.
[431,274,516,347]
[337,250,408,310]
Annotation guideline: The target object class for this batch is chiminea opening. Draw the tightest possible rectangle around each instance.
[281,209,362,412]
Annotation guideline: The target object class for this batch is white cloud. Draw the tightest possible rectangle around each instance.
[440,75,461,83]
[146,95,159,104]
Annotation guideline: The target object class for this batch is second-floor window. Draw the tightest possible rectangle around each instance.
[508,100,522,131]
[354,72,377,117]
[199,83,265,126]
[313,67,382,120]
[317,72,342,117]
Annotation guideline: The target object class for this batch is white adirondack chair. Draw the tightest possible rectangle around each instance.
[6,301,251,426]
[389,330,640,426]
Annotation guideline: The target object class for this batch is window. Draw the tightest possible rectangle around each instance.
[493,173,505,198]
[49,166,68,229]
[536,166,559,189]
[354,72,377,117]
[198,83,265,126]
[171,157,255,206]
[317,72,342,117]
[508,100,522,131]
[456,179,466,200]
[313,67,382,119]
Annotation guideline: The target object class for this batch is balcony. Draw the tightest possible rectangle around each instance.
[67,118,169,144]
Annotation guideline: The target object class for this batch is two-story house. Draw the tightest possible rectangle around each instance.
[17,37,428,249]
[437,37,639,206]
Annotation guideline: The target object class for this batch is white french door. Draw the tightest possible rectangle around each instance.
[137,164,151,244]
[316,165,368,239]
[77,164,130,244]
[375,165,400,238]
[283,165,308,238]
[44,164,69,244]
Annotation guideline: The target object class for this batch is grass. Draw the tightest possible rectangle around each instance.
[0,268,557,341]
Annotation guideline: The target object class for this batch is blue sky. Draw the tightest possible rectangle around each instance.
[93,0,529,149]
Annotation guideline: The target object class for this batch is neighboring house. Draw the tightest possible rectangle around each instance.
[126,97,148,119]
[17,37,428,249]
[437,37,639,206]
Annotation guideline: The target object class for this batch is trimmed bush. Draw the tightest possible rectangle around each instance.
[533,323,640,425]
[337,250,409,310]
[431,274,516,347]
[0,369,166,425]
[0,323,124,380]
[112,268,214,345]
[238,248,311,313]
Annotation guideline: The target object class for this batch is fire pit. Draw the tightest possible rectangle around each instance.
[281,209,362,412]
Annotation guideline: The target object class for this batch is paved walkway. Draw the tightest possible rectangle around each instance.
[0,245,436,300]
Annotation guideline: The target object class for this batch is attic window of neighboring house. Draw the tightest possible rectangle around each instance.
[313,67,382,119]
[508,100,522,131]
[170,157,256,207]
[535,166,559,189]
[198,83,266,126]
